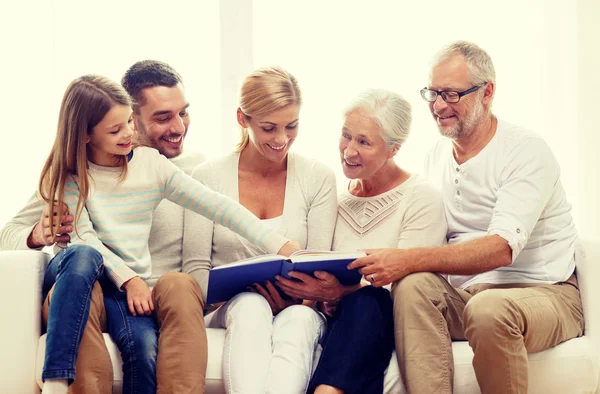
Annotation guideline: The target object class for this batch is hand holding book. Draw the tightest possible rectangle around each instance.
[275,270,362,303]
[206,250,365,304]
[248,280,302,314]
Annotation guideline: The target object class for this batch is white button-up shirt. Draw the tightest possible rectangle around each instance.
[424,118,577,289]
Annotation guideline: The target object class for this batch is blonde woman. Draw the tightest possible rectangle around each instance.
[183,67,338,394]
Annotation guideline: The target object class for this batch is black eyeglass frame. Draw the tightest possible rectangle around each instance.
[420,82,487,103]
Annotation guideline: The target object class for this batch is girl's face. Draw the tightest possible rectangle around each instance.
[87,104,134,167]
[238,104,300,164]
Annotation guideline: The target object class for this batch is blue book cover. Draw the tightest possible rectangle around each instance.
[206,250,365,304]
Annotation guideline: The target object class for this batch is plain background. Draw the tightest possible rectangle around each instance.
[0,0,597,240]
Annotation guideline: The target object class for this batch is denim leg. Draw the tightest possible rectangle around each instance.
[308,286,395,394]
[42,244,104,382]
[42,253,60,305]
[102,282,158,394]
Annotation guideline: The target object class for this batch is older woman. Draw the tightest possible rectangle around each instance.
[182,66,338,394]
[276,89,448,394]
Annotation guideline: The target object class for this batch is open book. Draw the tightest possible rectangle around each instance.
[206,250,366,304]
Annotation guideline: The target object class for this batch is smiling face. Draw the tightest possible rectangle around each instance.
[133,83,190,159]
[339,110,396,180]
[238,104,300,164]
[428,55,488,140]
[87,104,134,166]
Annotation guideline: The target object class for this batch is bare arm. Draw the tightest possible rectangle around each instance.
[415,235,512,275]
[351,137,560,287]
[348,235,512,286]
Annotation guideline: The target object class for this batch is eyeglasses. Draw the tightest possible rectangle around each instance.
[420,82,487,103]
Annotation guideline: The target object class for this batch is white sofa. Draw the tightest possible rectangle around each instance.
[1,240,599,394]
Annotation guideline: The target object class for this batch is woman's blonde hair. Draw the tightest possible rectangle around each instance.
[235,66,302,152]
[38,75,132,241]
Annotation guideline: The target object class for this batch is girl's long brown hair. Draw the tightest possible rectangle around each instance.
[39,75,131,241]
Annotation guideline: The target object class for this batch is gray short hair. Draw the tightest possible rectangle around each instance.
[431,41,496,85]
[344,89,412,147]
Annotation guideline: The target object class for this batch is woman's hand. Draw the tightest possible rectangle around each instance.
[123,276,155,316]
[249,280,301,315]
[275,271,354,303]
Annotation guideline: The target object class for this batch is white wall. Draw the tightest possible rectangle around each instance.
[0,0,54,232]
[576,0,600,240]
[0,0,221,227]
[0,0,597,241]
[250,0,587,233]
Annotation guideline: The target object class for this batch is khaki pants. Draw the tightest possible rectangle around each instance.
[43,272,208,394]
[392,273,584,394]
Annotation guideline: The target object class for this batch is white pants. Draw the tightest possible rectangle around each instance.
[205,292,326,394]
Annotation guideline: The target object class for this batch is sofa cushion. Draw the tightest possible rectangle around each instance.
[383,337,599,394]
[37,330,598,393]
[36,328,228,394]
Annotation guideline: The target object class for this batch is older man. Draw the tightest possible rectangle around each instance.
[0,60,207,393]
[349,41,583,394]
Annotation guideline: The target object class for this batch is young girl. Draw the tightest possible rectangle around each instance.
[39,75,297,394]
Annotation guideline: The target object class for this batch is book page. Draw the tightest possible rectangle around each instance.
[290,250,365,262]
[211,253,284,269]
[288,251,365,286]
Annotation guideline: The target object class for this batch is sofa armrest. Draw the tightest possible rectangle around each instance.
[0,250,50,394]
[576,239,600,394]
[576,239,600,339]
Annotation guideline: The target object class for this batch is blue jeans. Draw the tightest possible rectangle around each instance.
[43,246,158,393]
[308,286,395,394]
[100,280,158,394]
[42,244,104,382]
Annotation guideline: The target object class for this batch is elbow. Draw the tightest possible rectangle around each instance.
[498,240,513,268]
[488,234,513,268]
[500,253,512,268]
